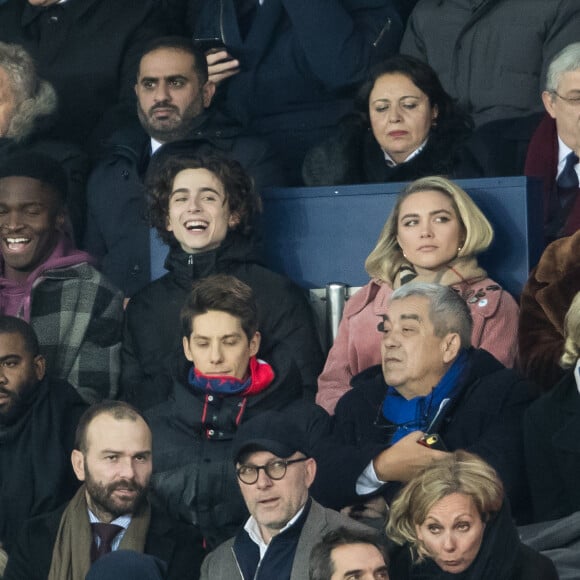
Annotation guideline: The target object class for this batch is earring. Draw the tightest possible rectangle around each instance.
[457,244,463,253]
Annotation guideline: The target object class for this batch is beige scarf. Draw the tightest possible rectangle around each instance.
[393,256,487,290]
[47,485,151,580]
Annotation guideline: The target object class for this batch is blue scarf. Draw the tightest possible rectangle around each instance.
[382,350,468,444]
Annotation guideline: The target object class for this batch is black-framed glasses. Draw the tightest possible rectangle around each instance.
[236,457,308,485]
[551,91,580,107]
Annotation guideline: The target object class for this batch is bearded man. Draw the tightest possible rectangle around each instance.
[4,401,204,580]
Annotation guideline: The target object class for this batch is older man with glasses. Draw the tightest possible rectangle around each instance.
[200,411,374,580]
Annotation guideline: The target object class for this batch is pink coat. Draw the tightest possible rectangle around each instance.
[316,277,519,414]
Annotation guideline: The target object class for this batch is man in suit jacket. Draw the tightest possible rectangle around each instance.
[4,400,204,580]
[200,411,373,580]
[525,42,580,240]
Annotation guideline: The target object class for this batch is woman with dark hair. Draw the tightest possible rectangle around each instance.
[386,451,557,579]
[121,154,323,410]
[303,54,474,186]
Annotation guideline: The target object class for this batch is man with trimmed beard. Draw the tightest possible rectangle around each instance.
[0,316,86,576]
[85,35,281,297]
[4,401,204,580]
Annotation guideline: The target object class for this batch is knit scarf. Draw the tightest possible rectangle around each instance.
[393,256,487,290]
[188,356,275,396]
[48,485,151,580]
[382,350,468,444]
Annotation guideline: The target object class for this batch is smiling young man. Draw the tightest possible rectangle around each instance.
[84,35,281,298]
[198,411,372,580]
[122,154,323,410]
[333,282,534,524]
[4,401,204,580]
[0,151,123,403]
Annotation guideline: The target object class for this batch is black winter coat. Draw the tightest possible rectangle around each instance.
[524,371,580,522]
[389,501,557,580]
[334,349,533,523]
[0,377,87,554]
[146,353,332,549]
[303,113,475,186]
[85,112,283,296]
[121,232,323,410]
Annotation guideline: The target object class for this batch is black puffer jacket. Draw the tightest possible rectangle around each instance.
[145,353,331,549]
[121,232,323,409]
[85,111,283,296]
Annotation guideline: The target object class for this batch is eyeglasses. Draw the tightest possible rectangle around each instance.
[236,457,308,485]
[551,91,580,107]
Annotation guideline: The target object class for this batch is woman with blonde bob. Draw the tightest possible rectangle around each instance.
[387,451,557,579]
[524,291,580,522]
[317,176,519,413]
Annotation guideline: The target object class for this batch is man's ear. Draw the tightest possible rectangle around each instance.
[249,331,261,357]
[202,81,216,108]
[33,355,46,382]
[228,212,241,229]
[441,333,461,364]
[304,457,317,489]
[542,91,557,119]
[182,336,193,362]
[71,449,86,482]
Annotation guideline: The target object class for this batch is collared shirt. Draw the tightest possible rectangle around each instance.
[556,136,580,183]
[382,139,428,167]
[151,138,163,155]
[575,359,580,395]
[88,510,132,552]
[243,504,306,560]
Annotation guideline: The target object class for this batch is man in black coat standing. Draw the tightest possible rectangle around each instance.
[4,400,204,580]
[0,316,87,574]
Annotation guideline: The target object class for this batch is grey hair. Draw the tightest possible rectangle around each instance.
[390,282,473,348]
[545,42,580,92]
[561,291,580,369]
[0,41,57,141]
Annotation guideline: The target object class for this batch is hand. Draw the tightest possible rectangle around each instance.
[206,50,240,85]
[341,495,389,521]
[373,431,447,483]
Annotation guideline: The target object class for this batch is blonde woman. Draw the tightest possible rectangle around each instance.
[387,451,557,579]
[317,176,519,413]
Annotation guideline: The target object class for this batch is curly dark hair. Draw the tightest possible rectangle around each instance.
[147,153,262,246]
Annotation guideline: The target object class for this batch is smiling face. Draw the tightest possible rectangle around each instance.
[369,73,438,164]
[0,67,17,138]
[135,48,214,143]
[416,493,485,574]
[381,295,459,398]
[166,168,238,254]
[542,69,580,152]
[182,309,260,380]
[71,414,152,523]
[0,176,65,282]
[330,543,390,580]
[0,332,44,426]
[237,450,316,543]
[396,190,464,277]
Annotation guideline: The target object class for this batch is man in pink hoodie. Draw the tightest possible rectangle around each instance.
[0,151,123,402]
